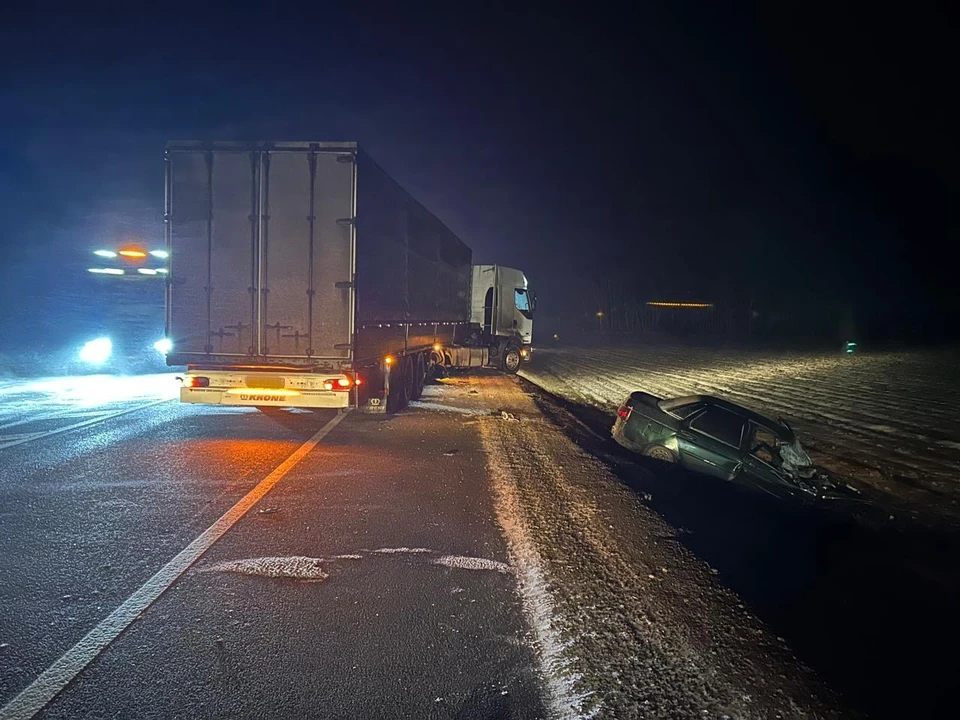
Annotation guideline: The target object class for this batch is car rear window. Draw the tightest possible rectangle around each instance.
[662,401,702,419]
[689,407,745,447]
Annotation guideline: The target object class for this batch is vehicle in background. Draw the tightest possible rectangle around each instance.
[73,244,168,373]
[612,392,853,503]
[162,141,534,412]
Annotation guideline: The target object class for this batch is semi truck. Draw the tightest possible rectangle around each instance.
[163,141,534,412]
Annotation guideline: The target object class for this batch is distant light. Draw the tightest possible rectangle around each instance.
[79,337,112,364]
[118,249,147,259]
[845,341,858,354]
[433,343,442,352]
[596,311,604,317]
[93,249,117,258]
[149,250,169,259]
[153,338,173,355]
[646,301,714,309]
[384,355,394,366]
[137,268,158,275]
[155,268,169,274]
[88,267,124,275]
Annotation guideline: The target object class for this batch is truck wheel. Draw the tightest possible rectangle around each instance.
[501,344,522,374]
[411,354,425,400]
[386,361,409,414]
[403,356,416,403]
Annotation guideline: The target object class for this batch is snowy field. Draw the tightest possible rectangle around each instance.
[522,344,960,516]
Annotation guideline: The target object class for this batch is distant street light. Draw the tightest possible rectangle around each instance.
[88,267,124,275]
[149,249,169,259]
[93,249,118,258]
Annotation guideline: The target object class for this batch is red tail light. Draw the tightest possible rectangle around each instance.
[323,377,353,391]
[617,405,631,419]
[185,376,210,388]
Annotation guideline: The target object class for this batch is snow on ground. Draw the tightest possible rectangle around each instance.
[522,344,960,514]
[418,374,843,718]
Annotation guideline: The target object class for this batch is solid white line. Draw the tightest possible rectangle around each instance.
[0,399,173,451]
[0,410,349,720]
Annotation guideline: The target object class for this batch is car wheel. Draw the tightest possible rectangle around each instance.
[645,445,677,464]
[501,344,522,374]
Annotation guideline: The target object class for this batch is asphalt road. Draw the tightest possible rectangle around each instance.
[8,368,930,719]
[0,374,544,719]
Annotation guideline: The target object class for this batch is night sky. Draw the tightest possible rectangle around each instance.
[0,2,956,349]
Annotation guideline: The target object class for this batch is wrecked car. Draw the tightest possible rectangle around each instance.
[612,392,842,503]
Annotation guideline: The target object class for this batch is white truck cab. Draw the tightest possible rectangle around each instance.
[471,264,535,352]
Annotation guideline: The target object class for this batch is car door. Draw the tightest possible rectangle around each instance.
[741,422,805,500]
[677,405,746,481]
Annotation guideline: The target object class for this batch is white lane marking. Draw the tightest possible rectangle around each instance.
[0,399,173,451]
[0,410,349,720]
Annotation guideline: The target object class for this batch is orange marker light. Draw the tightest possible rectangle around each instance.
[118,248,148,259]
[433,343,442,352]
[384,356,394,365]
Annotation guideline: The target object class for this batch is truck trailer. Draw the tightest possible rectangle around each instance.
[164,141,534,412]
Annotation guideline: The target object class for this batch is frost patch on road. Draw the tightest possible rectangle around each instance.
[432,555,512,573]
[204,556,328,582]
[408,401,483,415]
[372,547,433,554]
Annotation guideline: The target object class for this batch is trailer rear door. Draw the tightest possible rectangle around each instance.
[166,142,356,366]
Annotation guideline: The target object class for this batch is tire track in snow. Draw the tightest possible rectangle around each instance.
[479,416,595,719]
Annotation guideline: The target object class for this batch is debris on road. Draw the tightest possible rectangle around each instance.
[442,448,459,456]
[257,507,280,515]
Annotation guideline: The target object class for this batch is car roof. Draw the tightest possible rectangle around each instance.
[660,395,795,440]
